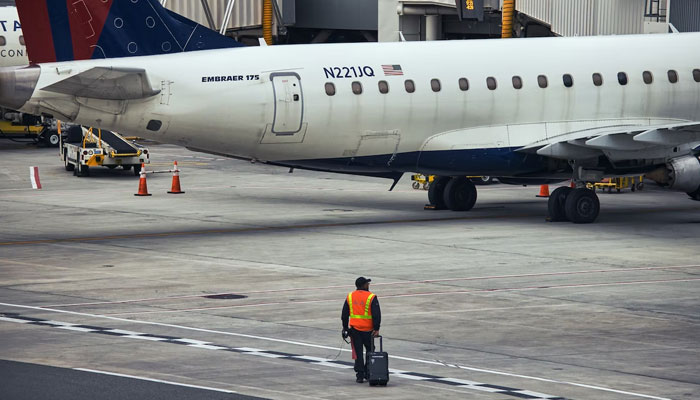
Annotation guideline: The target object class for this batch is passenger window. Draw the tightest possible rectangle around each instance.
[430,79,441,92]
[643,71,653,84]
[592,73,603,86]
[351,81,363,95]
[458,77,469,91]
[694,69,700,83]
[404,79,415,93]
[378,80,389,94]
[0,36,5,46]
[617,72,628,86]
[486,77,497,90]
[563,74,573,88]
[537,75,548,88]
[668,70,678,83]
[324,82,336,96]
[512,76,523,89]
[19,35,25,46]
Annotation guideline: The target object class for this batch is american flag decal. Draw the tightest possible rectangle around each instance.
[382,64,403,76]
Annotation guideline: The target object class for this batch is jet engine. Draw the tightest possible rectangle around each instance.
[646,155,700,199]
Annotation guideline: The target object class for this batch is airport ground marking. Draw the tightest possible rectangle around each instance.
[0,302,675,400]
[73,368,238,394]
[42,264,700,308]
[1,311,567,400]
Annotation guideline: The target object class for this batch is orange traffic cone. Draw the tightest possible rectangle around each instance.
[134,163,151,196]
[167,161,185,194]
[536,184,550,197]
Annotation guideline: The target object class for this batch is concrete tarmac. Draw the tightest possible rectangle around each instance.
[1,141,699,400]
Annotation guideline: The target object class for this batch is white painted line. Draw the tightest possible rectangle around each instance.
[104,329,143,335]
[56,326,97,333]
[0,316,31,323]
[242,352,287,359]
[438,377,482,386]
[123,335,169,342]
[392,373,433,381]
[312,361,353,369]
[514,390,561,398]
[187,344,228,350]
[0,302,672,400]
[73,368,236,393]
[29,166,42,190]
[172,338,211,345]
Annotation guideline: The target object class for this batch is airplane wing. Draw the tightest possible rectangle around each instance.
[40,67,161,100]
[519,122,700,160]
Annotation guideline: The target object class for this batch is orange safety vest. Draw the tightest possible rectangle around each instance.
[347,290,375,332]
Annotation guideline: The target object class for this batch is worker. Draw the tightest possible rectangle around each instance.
[341,276,381,383]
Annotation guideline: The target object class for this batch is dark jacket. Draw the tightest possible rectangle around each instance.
[341,290,381,331]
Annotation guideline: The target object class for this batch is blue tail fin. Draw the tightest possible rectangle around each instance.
[17,0,243,64]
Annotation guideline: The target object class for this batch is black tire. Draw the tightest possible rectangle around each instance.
[547,187,572,222]
[77,162,90,177]
[64,155,74,171]
[564,188,600,224]
[443,177,477,211]
[123,165,132,171]
[427,176,451,209]
[44,131,60,147]
[133,164,142,176]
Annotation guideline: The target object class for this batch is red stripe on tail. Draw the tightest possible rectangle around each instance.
[67,0,113,60]
[17,0,57,63]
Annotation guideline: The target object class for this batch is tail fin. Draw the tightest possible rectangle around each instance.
[16,0,243,64]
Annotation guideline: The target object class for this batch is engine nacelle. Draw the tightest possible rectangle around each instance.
[646,155,700,194]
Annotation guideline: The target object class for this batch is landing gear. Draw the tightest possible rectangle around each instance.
[427,176,478,212]
[443,177,477,211]
[427,176,451,210]
[548,187,600,223]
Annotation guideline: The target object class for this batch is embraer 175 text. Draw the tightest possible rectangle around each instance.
[1,0,699,223]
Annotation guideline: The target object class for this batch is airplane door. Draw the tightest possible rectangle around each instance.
[271,73,303,135]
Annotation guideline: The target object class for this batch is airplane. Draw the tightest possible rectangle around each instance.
[1,0,699,224]
[0,6,28,67]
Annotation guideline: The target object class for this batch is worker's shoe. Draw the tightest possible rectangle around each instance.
[355,377,364,383]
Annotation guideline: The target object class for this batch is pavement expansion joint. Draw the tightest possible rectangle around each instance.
[0,311,569,400]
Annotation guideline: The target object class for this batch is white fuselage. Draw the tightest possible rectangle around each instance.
[0,7,27,67]
[20,33,700,176]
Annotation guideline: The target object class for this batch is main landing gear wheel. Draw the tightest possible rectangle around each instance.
[564,188,600,224]
[547,187,572,222]
[428,176,451,210]
[443,177,477,211]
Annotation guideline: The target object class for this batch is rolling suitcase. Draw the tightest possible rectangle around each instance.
[367,335,389,386]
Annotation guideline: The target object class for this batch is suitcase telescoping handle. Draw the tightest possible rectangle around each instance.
[372,335,383,352]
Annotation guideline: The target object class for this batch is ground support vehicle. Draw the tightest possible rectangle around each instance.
[411,174,495,190]
[60,125,150,177]
[588,177,644,193]
[0,113,59,147]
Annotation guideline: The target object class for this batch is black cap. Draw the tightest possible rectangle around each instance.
[355,277,371,288]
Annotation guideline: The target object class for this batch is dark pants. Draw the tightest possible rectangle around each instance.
[351,329,372,379]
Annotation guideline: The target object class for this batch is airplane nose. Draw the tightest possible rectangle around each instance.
[0,66,40,110]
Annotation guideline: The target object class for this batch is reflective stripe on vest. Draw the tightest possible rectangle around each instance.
[348,291,375,331]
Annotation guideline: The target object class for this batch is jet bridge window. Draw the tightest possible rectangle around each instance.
[324,82,336,96]
[592,73,603,86]
[0,36,5,46]
[19,36,25,46]
[378,80,389,94]
[537,75,548,88]
[486,77,497,90]
[458,77,469,91]
[404,79,415,93]
[351,81,363,95]
[694,69,700,83]
[512,76,523,89]
[562,74,574,88]
[430,79,441,92]
[668,70,678,83]
[643,71,653,84]
[617,72,628,86]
